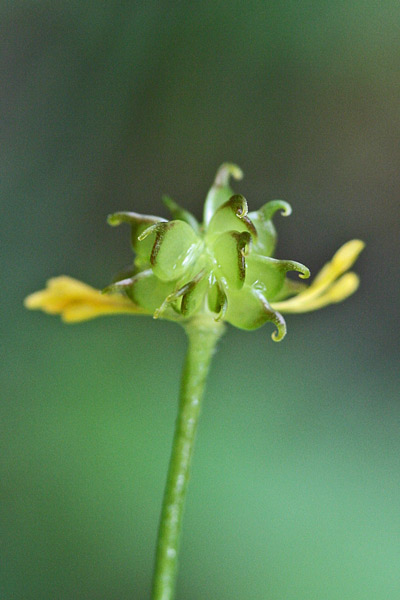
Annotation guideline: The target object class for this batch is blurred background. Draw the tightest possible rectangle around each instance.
[2,2,399,599]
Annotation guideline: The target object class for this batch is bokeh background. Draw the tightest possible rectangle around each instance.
[2,3,399,599]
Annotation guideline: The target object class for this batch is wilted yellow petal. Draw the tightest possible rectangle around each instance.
[320,271,360,302]
[272,272,360,313]
[312,240,364,287]
[270,240,364,314]
[24,276,146,322]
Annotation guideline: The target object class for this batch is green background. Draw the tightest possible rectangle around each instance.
[2,3,399,599]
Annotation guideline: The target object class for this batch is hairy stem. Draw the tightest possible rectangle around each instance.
[151,316,225,600]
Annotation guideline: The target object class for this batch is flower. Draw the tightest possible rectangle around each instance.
[25,164,364,340]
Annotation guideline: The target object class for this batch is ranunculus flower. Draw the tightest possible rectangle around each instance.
[25,163,364,341]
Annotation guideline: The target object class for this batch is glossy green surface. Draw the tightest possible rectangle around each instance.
[109,182,308,339]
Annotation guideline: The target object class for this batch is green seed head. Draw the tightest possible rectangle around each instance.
[107,164,311,341]
[26,165,363,336]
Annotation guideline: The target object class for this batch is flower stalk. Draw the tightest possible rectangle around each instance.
[151,316,225,600]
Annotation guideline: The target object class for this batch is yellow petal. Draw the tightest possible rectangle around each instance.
[272,272,360,313]
[312,239,365,289]
[24,276,146,322]
[270,240,364,314]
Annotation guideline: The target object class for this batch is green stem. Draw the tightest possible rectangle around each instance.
[151,316,225,600]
